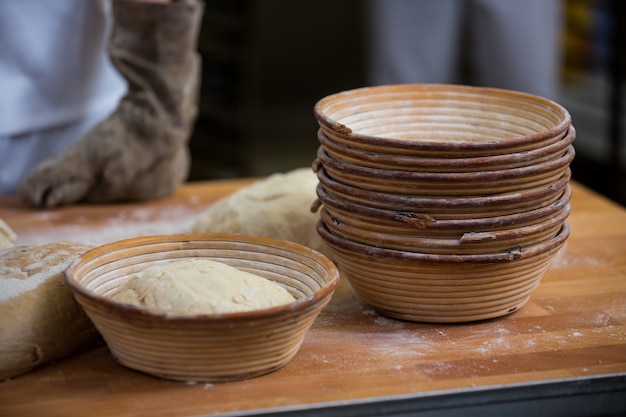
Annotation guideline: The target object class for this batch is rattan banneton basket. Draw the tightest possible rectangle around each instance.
[320,202,569,255]
[316,166,571,217]
[313,84,574,323]
[317,221,570,323]
[65,234,339,382]
[315,182,572,238]
[316,144,574,196]
[314,84,571,158]
[317,125,575,173]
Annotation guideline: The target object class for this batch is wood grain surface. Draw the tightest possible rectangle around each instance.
[0,179,624,417]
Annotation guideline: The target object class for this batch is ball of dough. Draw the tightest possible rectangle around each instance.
[189,168,328,256]
[110,258,295,315]
[0,241,97,380]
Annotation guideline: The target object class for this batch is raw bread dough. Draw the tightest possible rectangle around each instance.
[189,168,328,256]
[110,258,295,315]
[0,241,97,380]
[0,218,16,250]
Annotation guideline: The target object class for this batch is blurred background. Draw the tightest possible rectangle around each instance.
[187,0,626,206]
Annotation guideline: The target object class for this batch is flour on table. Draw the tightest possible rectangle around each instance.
[14,205,201,247]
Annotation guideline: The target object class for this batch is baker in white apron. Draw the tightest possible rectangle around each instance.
[0,0,204,207]
[0,0,125,196]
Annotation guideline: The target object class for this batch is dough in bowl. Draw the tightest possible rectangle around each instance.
[189,168,328,256]
[110,258,295,315]
[0,241,97,380]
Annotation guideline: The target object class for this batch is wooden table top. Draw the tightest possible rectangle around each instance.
[0,179,625,417]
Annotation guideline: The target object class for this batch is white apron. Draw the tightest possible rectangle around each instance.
[0,0,126,196]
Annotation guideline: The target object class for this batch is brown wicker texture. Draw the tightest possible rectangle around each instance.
[316,166,571,217]
[316,183,571,238]
[317,125,575,173]
[313,84,574,323]
[320,203,569,255]
[65,234,339,382]
[318,221,570,323]
[316,145,574,196]
[314,84,571,158]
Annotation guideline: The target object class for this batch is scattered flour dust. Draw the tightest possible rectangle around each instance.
[474,326,512,356]
[549,242,600,269]
[184,381,214,389]
[15,205,203,246]
[360,309,438,361]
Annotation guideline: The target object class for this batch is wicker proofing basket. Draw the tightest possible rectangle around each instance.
[316,166,571,218]
[317,221,569,323]
[65,234,339,383]
[315,144,575,196]
[315,182,572,238]
[314,84,571,158]
[317,125,575,173]
[320,202,569,255]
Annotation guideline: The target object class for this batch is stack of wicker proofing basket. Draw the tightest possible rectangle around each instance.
[313,84,575,323]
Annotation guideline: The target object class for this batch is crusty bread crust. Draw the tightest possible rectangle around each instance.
[0,241,98,380]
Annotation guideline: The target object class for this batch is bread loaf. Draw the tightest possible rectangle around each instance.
[0,241,98,380]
